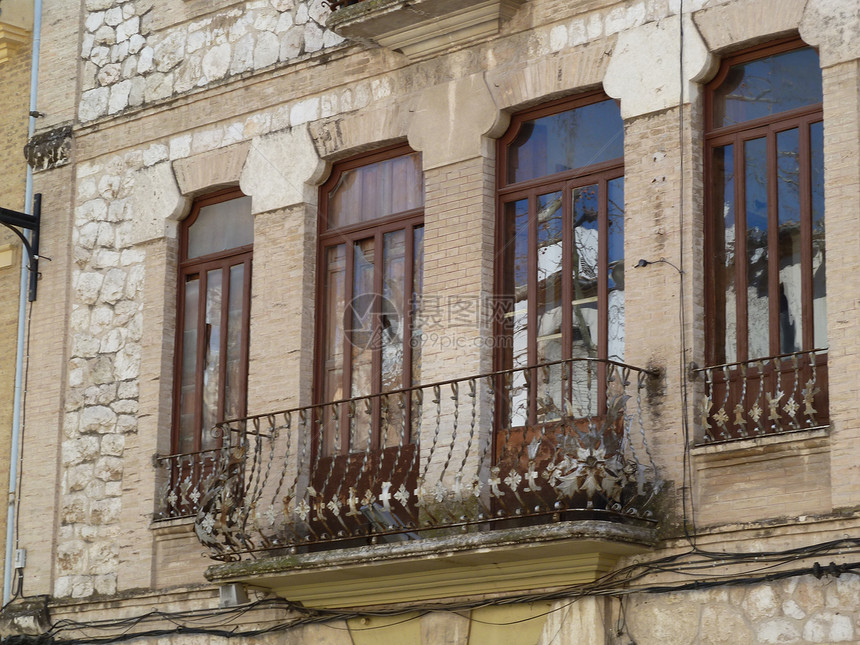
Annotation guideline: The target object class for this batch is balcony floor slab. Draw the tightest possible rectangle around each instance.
[205,519,655,608]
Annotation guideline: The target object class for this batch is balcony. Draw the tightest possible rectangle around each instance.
[155,358,661,607]
[325,0,527,61]
[695,348,829,443]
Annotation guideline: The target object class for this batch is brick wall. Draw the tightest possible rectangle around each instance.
[0,29,32,600]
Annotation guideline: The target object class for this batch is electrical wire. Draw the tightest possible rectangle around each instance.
[34,534,860,645]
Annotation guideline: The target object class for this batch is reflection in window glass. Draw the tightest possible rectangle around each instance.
[176,193,252,456]
[810,121,827,350]
[745,137,769,358]
[712,145,736,364]
[187,196,253,259]
[607,178,625,363]
[708,44,825,368]
[777,128,803,354]
[505,199,530,427]
[713,47,822,128]
[507,99,623,184]
[318,148,424,455]
[572,184,599,360]
[499,95,624,426]
[328,153,423,229]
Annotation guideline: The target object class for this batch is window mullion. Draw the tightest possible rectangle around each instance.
[402,225,415,441]
[597,177,609,414]
[371,230,384,448]
[527,192,538,425]
[561,184,573,366]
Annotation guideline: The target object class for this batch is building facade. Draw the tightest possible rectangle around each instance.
[0,0,36,606]
[3,0,860,643]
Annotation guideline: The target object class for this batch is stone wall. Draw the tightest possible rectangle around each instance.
[78,0,344,121]
[620,574,860,645]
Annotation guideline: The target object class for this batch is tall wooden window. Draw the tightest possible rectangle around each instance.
[496,94,625,425]
[316,145,424,455]
[173,189,253,454]
[706,41,825,365]
[703,40,827,439]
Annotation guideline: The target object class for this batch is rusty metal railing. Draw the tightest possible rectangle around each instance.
[325,0,366,10]
[157,358,661,561]
[693,349,829,443]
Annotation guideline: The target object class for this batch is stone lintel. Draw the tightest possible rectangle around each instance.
[172,141,251,197]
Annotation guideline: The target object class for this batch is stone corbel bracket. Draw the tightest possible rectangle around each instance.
[24,125,74,172]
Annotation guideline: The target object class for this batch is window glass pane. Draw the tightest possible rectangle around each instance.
[572,184,599,360]
[187,196,253,259]
[224,263,245,421]
[350,238,375,450]
[810,121,827,349]
[382,230,406,447]
[776,128,803,354]
[713,47,822,128]
[607,178,625,362]
[713,145,736,363]
[178,275,199,454]
[201,269,223,450]
[503,199,530,427]
[507,99,623,184]
[536,192,563,418]
[745,137,769,358]
[323,245,346,406]
[321,245,345,455]
[328,152,423,229]
[411,227,424,387]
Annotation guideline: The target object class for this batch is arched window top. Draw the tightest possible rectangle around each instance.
[711,45,822,129]
[326,149,423,230]
[504,97,623,185]
[185,192,253,260]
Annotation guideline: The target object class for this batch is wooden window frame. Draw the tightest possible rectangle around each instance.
[494,92,625,425]
[314,143,424,454]
[172,187,253,455]
[703,39,825,366]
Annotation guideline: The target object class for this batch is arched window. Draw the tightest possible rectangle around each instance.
[703,40,827,439]
[496,93,624,426]
[173,188,253,455]
[315,144,424,455]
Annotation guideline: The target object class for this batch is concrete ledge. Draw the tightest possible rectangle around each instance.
[206,519,655,608]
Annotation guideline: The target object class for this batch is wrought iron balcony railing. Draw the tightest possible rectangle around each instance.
[155,358,661,562]
[326,0,366,10]
[694,348,828,443]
